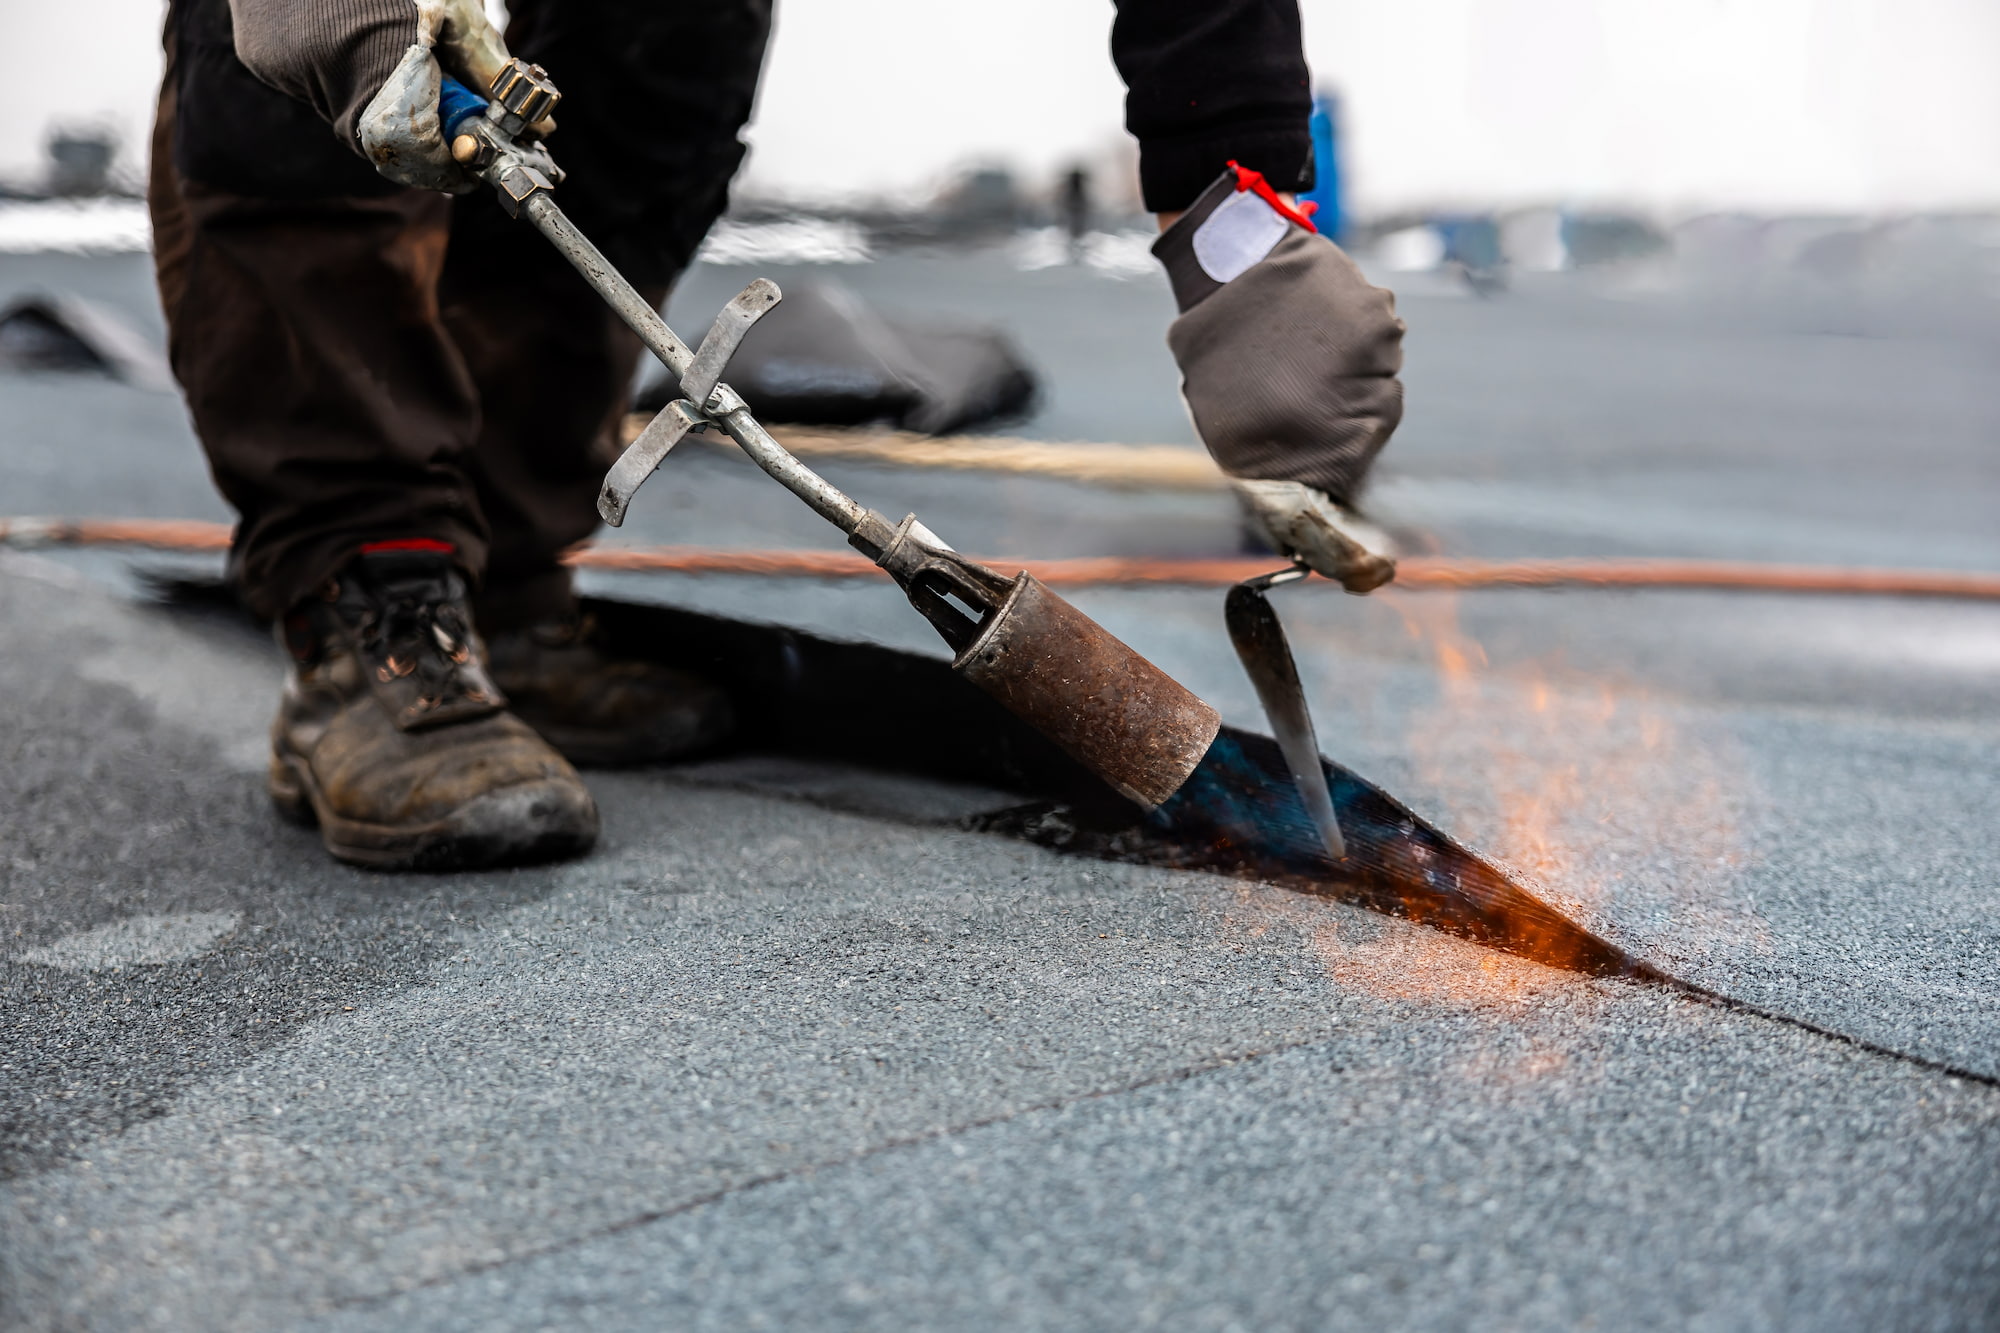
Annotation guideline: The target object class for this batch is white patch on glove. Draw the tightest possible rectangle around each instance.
[1233,478,1398,593]
[1192,188,1290,284]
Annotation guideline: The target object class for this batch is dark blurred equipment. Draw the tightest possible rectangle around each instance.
[1561,212,1670,266]
[636,278,1036,434]
[0,293,175,389]
[1059,166,1091,258]
[0,302,101,374]
[46,129,118,197]
[932,166,1024,237]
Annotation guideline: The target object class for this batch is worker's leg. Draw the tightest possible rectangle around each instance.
[151,0,489,622]
[430,0,771,763]
[151,0,597,869]
[433,218,650,633]
[440,0,775,629]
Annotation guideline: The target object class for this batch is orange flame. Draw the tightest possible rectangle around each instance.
[1370,587,1763,959]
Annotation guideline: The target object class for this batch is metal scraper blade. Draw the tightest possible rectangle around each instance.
[1225,563,1346,863]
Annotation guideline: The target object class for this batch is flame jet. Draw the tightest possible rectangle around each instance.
[1133,730,1664,980]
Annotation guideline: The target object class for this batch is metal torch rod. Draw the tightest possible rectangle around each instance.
[519,192,866,535]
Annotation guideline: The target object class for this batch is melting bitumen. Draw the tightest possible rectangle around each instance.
[145,576,1658,980]
[575,595,1661,981]
[988,732,1663,981]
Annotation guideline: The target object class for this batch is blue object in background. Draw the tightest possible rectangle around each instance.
[1433,215,1503,272]
[1431,213,1508,295]
[1302,89,1343,242]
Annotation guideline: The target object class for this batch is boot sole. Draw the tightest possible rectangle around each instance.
[269,754,598,872]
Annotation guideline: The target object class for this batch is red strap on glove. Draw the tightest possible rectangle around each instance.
[1225,160,1318,234]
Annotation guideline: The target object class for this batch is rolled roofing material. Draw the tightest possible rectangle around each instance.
[0,291,177,391]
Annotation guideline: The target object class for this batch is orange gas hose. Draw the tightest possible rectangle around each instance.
[7,515,2000,601]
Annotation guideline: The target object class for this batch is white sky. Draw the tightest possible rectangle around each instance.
[2,0,1997,213]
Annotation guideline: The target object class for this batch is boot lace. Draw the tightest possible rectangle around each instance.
[355,582,494,716]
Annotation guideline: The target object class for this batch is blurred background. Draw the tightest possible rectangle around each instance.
[8,0,2000,212]
[2,0,1997,637]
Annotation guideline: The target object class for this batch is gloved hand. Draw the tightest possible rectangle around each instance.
[1153,165,1406,591]
[229,0,528,193]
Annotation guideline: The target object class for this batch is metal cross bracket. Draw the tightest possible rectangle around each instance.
[598,398,701,527]
[595,280,783,527]
[680,279,781,411]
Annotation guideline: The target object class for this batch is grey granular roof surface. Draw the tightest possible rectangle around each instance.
[3,246,1999,1330]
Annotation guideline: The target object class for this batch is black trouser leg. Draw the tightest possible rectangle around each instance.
[152,0,773,622]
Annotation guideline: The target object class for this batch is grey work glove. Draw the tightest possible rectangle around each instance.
[228,0,520,192]
[1154,168,1406,590]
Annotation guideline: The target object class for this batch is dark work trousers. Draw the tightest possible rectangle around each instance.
[149,0,773,625]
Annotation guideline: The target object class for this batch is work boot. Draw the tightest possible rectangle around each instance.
[483,609,734,767]
[268,549,599,871]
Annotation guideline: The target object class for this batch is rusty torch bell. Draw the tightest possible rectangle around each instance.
[444,63,1220,809]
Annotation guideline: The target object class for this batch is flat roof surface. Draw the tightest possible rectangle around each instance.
[2,246,1996,1329]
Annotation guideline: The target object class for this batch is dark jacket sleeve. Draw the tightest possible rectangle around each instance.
[1110,0,1314,214]
[228,0,417,150]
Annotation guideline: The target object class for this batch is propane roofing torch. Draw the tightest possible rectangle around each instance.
[442,63,1221,811]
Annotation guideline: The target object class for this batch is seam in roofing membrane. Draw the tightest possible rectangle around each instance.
[320,968,1997,1314]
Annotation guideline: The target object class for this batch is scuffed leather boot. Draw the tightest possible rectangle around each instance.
[269,548,599,870]
[483,610,733,767]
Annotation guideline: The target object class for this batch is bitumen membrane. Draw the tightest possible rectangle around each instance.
[2,246,1998,1329]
